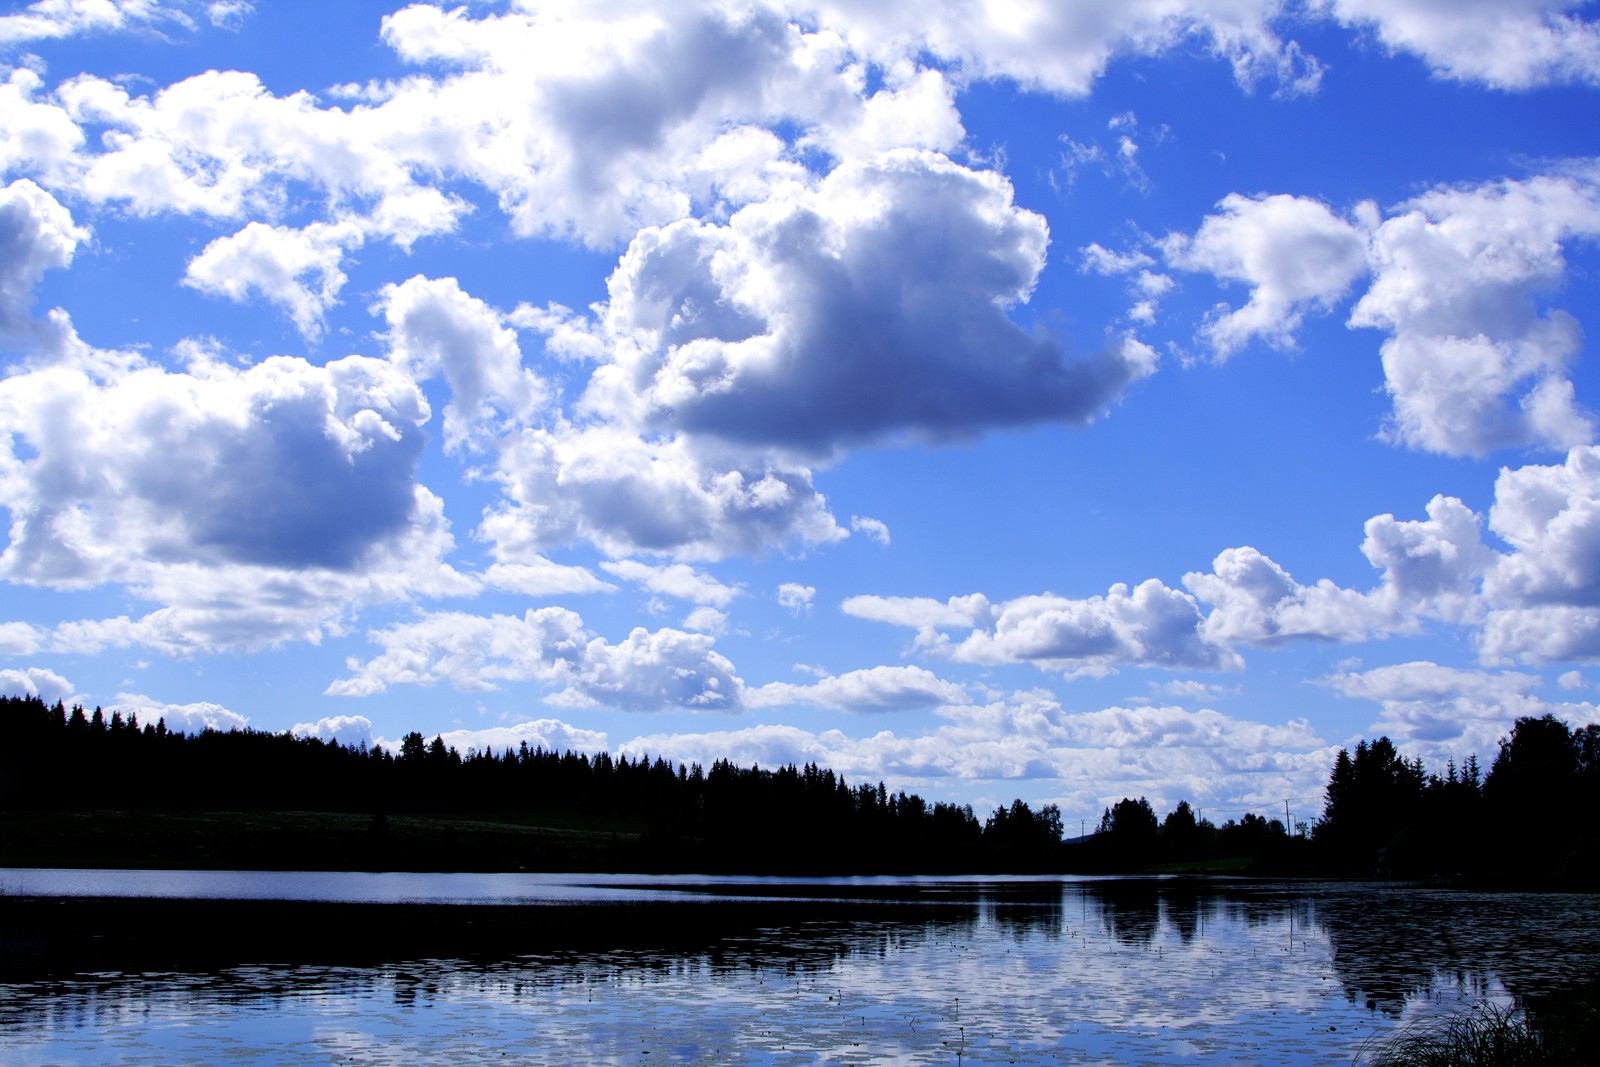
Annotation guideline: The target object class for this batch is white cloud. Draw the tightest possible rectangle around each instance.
[841,591,994,631]
[682,606,728,634]
[600,559,742,607]
[0,348,431,582]
[109,691,248,735]
[777,581,815,614]
[1350,170,1600,456]
[0,622,43,655]
[330,608,745,713]
[1186,547,1399,647]
[379,275,545,452]
[622,692,1332,820]
[845,582,1240,676]
[1476,446,1600,663]
[375,2,962,245]
[580,149,1156,453]
[0,179,88,343]
[481,426,846,562]
[1560,670,1587,690]
[1164,192,1369,357]
[206,1,251,30]
[1485,445,1600,606]
[850,515,891,545]
[807,0,1314,97]
[1361,493,1496,623]
[183,220,362,341]
[0,0,177,45]
[482,558,615,597]
[0,342,475,652]
[0,665,76,703]
[1323,659,1600,759]
[384,717,609,760]
[749,664,969,712]
[1323,0,1600,89]
[0,68,86,184]
[291,713,373,749]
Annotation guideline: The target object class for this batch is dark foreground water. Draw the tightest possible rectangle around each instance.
[1,871,1597,1066]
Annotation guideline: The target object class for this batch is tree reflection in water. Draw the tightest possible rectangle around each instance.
[2,879,1597,1066]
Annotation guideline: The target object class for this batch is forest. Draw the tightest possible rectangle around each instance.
[1,693,1596,884]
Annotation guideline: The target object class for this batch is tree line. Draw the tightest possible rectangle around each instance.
[3,693,1595,882]
[0,694,1063,873]
[1091,713,1600,886]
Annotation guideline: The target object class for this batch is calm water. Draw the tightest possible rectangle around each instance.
[2,871,1597,1066]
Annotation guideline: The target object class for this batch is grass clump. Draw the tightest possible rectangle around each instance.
[1357,984,1598,1067]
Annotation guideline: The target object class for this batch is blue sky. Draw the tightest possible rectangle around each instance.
[2,0,1599,829]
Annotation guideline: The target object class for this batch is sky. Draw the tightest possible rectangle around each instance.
[1,0,1599,831]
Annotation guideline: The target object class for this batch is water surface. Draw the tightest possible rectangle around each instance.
[2,872,1596,1066]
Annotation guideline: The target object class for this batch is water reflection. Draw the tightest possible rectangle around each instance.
[3,878,1598,1066]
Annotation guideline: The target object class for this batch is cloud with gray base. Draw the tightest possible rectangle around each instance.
[579,150,1157,455]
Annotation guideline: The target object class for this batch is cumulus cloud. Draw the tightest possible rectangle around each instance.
[379,275,545,452]
[580,149,1156,453]
[0,664,76,703]
[376,2,962,245]
[481,427,847,562]
[1350,171,1600,456]
[0,347,430,581]
[0,341,475,652]
[0,179,88,344]
[806,0,1317,97]
[1160,169,1600,457]
[1323,660,1600,761]
[52,66,468,245]
[1185,546,1394,646]
[1323,0,1600,89]
[290,713,373,749]
[844,581,1241,676]
[0,68,86,183]
[1476,446,1600,662]
[622,691,1332,820]
[1164,193,1369,357]
[749,664,969,712]
[109,691,249,735]
[184,220,362,341]
[382,717,610,760]
[1360,494,1496,624]
[1485,445,1600,606]
[330,608,745,713]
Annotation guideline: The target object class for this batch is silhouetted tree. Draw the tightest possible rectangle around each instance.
[1098,796,1158,867]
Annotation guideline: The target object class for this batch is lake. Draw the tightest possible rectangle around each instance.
[1,870,1597,1065]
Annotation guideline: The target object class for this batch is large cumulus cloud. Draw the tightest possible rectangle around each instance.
[1351,170,1600,456]
[578,149,1157,453]
[1161,169,1600,458]
[0,341,471,651]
